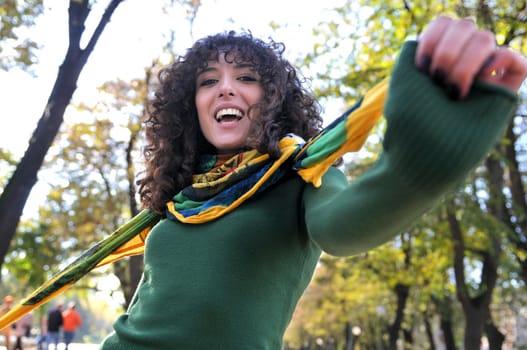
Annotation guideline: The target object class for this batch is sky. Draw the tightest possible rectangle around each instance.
[0,0,348,217]
[1,0,347,154]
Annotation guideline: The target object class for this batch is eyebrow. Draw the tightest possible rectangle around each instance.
[197,63,255,76]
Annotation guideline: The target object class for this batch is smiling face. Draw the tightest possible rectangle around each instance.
[195,52,264,154]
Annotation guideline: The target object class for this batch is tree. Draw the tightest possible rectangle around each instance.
[2,219,64,296]
[42,99,144,307]
[444,2,527,348]
[81,73,153,307]
[446,197,503,350]
[0,0,125,269]
[289,0,527,348]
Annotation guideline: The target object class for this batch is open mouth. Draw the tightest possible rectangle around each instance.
[215,108,243,122]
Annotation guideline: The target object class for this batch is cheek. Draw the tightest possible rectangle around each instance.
[249,91,264,120]
[196,113,211,140]
[195,93,205,116]
[195,94,210,125]
[252,87,264,105]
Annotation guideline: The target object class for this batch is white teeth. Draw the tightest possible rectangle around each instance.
[215,108,243,121]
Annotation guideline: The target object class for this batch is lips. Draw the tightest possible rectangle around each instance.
[215,108,243,122]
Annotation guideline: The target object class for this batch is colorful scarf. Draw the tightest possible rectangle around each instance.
[0,78,388,329]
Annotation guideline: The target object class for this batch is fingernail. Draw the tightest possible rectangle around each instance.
[445,83,461,100]
[432,69,447,86]
[480,55,496,72]
[418,55,432,73]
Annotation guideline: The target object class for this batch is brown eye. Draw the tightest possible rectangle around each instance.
[239,76,258,82]
[198,79,217,87]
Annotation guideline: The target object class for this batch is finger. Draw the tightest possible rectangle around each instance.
[478,47,527,92]
[415,15,453,71]
[442,30,496,99]
[428,18,478,85]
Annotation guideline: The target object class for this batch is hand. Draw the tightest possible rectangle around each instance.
[415,15,527,99]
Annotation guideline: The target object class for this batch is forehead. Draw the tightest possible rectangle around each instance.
[198,52,256,73]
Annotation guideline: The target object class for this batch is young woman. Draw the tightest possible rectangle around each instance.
[100,16,527,349]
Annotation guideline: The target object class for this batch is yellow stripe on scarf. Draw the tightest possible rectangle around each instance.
[0,209,160,330]
[167,137,300,223]
[297,78,388,187]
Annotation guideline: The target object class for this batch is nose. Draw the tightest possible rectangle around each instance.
[218,77,235,97]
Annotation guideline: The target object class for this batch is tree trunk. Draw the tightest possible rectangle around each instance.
[463,307,488,350]
[112,62,153,308]
[447,202,499,350]
[440,317,457,350]
[503,122,527,284]
[388,283,409,350]
[432,294,457,350]
[485,319,505,350]
[402,327,413,350]
[423,314,436,350]
[112,256,143,308]
[0,0,124,268]
[344,322,353,350]
[446,149,504,350]
[127,255,143,306]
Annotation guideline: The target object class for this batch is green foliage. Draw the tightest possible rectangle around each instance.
[43,117,131,250]
[30,76,149,308]
[2,219,61,296]
[45,127,133,249]
[286,0,527,348]
[3,0,527,347]
[0,148,16,195]
[0,0,44,70]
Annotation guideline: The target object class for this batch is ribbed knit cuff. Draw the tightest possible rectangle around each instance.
[383,40,518,192]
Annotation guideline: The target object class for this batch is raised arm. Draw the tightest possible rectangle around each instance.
[304,17,527,256]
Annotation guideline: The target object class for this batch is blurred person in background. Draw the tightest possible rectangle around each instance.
[13,312,33,350]
[46,303,63,350]
[0,296,14,350]
[62,302,82,350]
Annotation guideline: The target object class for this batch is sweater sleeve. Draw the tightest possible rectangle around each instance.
[303,40,519,257]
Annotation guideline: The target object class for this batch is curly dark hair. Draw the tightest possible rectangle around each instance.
[137,31,323,213]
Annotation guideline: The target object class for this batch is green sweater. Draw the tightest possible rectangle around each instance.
[100,42,518,349]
